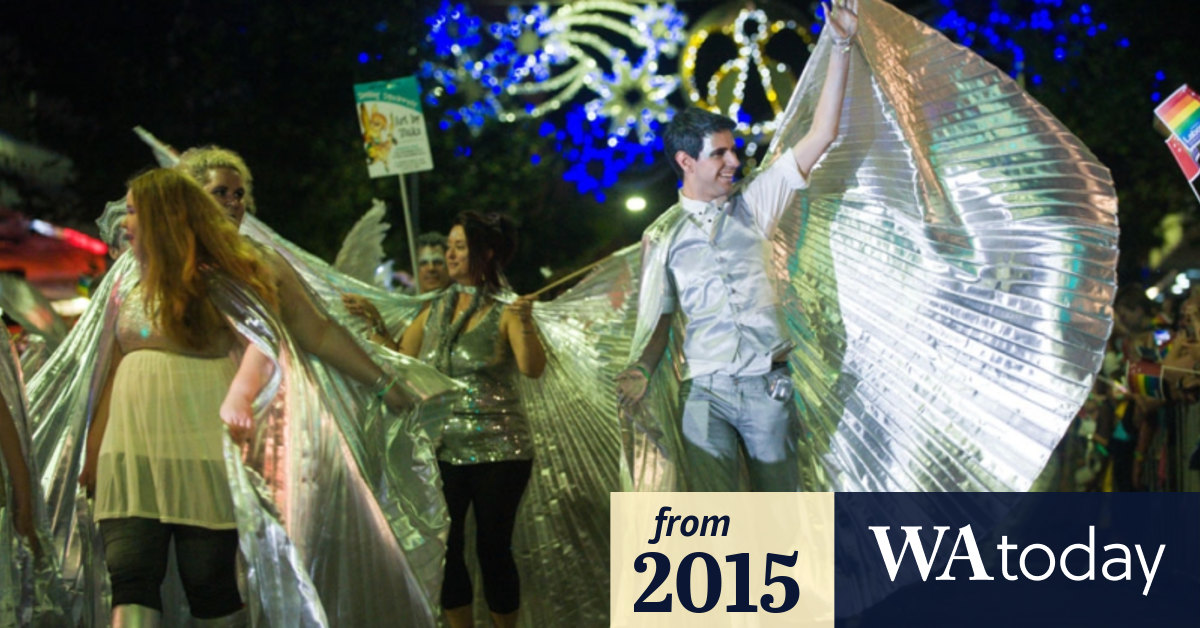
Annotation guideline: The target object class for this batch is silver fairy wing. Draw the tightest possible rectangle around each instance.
[0,323,69,625]
[240,214,431,343]
[29,254,454,626]
[765,0,1118,493]
[0,273,69,350]
[505,245,639,626]
[94,198,129,257]
[132,126,180,167]
[332,199,391,284]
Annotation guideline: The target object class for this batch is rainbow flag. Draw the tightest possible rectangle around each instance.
[1155,84,1200,155]
[1166,135,1200,204]
[1126,359,1163,399]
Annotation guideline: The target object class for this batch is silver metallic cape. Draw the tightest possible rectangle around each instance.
[0,274,69,378]
[508,252,639,627]
[0,322,68,627]
[625,0,1117,493]
[0,275,68,352]
[240,214,436,344]
[28,252,456,626]
[363,253,638,626]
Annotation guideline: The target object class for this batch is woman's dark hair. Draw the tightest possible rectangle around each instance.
[453,210,518,294]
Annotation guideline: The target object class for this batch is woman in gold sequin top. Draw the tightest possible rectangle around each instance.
[399,211,545,628]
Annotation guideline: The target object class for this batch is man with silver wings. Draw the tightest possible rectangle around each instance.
[613,0,1118,494]
[616,1,860,492]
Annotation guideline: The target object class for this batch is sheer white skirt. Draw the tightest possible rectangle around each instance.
[95,350,238,530]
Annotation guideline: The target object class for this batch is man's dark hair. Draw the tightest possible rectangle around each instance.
[416,231,447,250]
[662,108,737,179]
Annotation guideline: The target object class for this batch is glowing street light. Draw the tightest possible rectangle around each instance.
[626,196,647,212]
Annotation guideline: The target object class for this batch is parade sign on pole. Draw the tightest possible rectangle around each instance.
[354,76,434,283]
[354,76,434,177]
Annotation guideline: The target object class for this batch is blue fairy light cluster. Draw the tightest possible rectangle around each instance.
[415,0,684,200]
[555,109,663,203]
[929,0,1134,84]
[1151,69,1169,104]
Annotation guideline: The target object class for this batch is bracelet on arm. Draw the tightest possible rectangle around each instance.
[833,34,854,54]
[372,373,397,400]
[633,363,651,380]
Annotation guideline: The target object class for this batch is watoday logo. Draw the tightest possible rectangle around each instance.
[868,525,1166,596]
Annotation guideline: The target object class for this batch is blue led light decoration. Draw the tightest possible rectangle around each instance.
[558,107,663,201]
[928,0,1129,83]
[420,1,685,129]
[419,0,686,198]
[417,1,1139,200]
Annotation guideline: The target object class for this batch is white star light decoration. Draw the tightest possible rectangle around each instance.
[584,51,677,144]
[421,1,686,145]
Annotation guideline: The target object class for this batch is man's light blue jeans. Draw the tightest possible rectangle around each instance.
[680,365,800,492]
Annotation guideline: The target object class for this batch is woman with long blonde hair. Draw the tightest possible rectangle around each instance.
[78,168,277,627]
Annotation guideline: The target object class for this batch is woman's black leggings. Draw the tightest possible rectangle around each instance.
[438,459,533,614]
[99,517,242,618]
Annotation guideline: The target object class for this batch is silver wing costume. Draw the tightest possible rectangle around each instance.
[29,250,458,626]
[0,274,70,378]
[358,251,638,627]
[623,0,1117,494]
[0,321,68,627]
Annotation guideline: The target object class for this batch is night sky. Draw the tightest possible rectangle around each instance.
[1,0,1196,289]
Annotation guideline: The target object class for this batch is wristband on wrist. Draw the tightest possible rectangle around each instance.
[833,32,855,52]
[372,373,397,400]
[633,364,650,380]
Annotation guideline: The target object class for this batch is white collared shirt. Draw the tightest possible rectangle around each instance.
[662,149,808,378]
